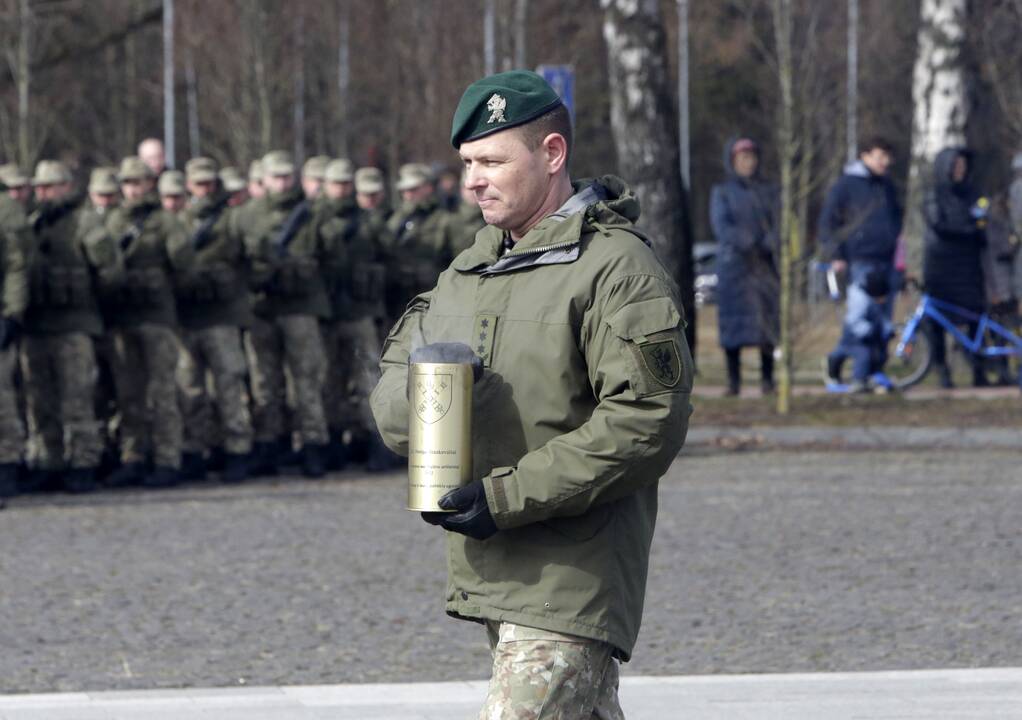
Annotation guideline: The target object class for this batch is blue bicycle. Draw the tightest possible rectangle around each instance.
[888,293,1022,389]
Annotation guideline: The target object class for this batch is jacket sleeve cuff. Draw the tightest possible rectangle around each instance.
[482,466,517,529]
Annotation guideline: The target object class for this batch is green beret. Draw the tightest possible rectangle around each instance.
[450,70,563,149]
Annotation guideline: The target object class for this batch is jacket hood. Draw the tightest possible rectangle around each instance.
[576,175,640,227]
[721,137,760,180]
[933,146,972,188]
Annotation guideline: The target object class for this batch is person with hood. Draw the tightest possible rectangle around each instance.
[709,137,779,395]
[922,147,989,387]
[371,71,692,718]
[818,137,902,318]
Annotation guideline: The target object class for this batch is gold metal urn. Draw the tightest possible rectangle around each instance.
[407,361,473,511]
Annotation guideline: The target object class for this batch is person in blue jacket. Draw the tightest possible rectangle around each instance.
[709,138,779,395]
[818,136,902,319]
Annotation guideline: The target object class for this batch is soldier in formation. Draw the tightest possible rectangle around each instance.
[0,143,478,496]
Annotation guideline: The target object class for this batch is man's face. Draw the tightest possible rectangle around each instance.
[90,192,118,210]
[8,185,31,205]
[325,180,354,200]
[861,148,892,176]
[248,180,265,199]
[400,183,433,205]
[34,183,71,202]
[302,176,323,198]
[188,179,217,199]
[460,130,551,232]
[121,178,153,202]
[952,155,968,183]
[161,194,186,213]
[139,140,166,176]
[265,173,295,195]
[357,191,384,210]
[733,150,758,178]
[228,190,248,207]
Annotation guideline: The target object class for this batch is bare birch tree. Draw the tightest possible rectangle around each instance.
[601,0,696,350]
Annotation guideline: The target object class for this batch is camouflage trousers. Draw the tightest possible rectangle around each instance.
[0,346,24,464]
[323,317,380,433]
[177,325,253,455]
[108,323,182,469]
[245,314,328,445]
[19,332,103,470]
[480,622,625,720]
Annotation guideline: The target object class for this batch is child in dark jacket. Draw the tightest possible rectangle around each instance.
[826,269,894,393]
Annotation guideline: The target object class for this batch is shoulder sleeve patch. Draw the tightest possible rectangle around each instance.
[639,338,682,388]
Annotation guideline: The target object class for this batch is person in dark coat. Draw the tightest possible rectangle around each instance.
[817,136,902,319]
[709,137,779,395]
[922,147,988,387]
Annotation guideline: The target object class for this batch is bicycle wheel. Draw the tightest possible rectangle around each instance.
[887,328,932,389]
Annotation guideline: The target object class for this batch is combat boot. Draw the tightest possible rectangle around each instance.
[301,444,327,478]
[19,468,58,493]
[143,466,181,488]
[366,434,402,473]
[105,461,146,488]
[221,453,249,484]
[248,441,278,477]
[206,446,226,473]
[277,436,301,468]
[63,467,97,494]
[0,463,19,498]
[327,430,349,472]
[180,451,206,481]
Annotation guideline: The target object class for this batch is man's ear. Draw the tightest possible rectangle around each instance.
[542,133,569,175]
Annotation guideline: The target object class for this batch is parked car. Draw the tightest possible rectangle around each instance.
[694,241,718,307]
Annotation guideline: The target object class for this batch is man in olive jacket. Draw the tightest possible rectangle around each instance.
[370,71,693,718]
[176,157,254,483]
[242,150,343,478]
[103,156,193,488]
[0,189,28,496]
[22,161,120,493]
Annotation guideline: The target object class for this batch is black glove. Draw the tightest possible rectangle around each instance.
[0,317,21,351]
[409,342,483,383]
[420,479,498,541]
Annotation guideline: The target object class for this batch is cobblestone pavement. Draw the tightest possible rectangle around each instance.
[1,449,1020,693]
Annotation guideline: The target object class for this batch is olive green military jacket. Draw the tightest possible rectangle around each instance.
[103,195,192,328]
[370,176,693,660]
[317,195,387,321]
[450,201,485,256]
[25,196,119,336]
[175,194,254,331]
[0,194,29,321]
[243,185,341,320]
[383,197,455,318]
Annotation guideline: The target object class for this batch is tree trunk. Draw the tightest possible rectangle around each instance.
[514,0,528,68]
[337,0,351,157]
[773,0,795,415]
[17,0,32,168]
[601,0,696,354]
[904,0,969,277]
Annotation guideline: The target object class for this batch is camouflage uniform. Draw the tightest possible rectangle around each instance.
[0,194,29,465]
[103,161,193,471]
[242,153,342,455]
[175,158,254,459]
[22,167,119,471]
[481,622,624,720]
[317,169,386,442]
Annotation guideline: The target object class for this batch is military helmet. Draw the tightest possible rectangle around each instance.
[262,150,295,177]
[185,156,218,184]
[31,160,73,187]
[0,163,30,188]
[302,155,331,180]
[395,163,433,191]
[219,166,246,193]
[355,167,385,195]
[117,155,154,182]
[88,166,119,195]
[325,159,355,184]
[158,170,186,196]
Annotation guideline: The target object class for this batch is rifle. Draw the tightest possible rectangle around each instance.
[119,204,158,252]
[190,195,231,252]
[271,200,311,259]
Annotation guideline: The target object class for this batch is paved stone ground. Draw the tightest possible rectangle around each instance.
[1,449,1020,694]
